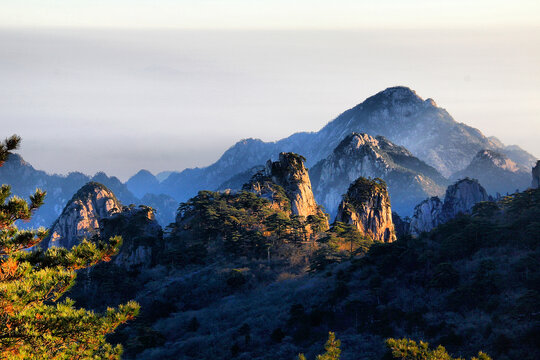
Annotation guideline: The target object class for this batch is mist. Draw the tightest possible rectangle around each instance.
[1,27,539,180]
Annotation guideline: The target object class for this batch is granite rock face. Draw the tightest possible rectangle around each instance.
[99,205,163,268]
[335,177,396,243]
[533,161,540,189]
[410,178,490,235]
[44,182,162,269]
[265,153,321,218]
[310,132,447,218]
[243,152,329,230]
[45,182,122,249]
[451,149,531,195]
[409,197,444,236]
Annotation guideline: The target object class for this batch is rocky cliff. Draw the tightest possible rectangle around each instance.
[266,153,321,218]
[410,178,490,235]
[245,153,323,218]
[99,205,163,268]
[310,132,447,218]
[533,161,540,189]
[44,182,162,268]
[45,182,122,249]
[334,177,396,242]
[451,149,531,195]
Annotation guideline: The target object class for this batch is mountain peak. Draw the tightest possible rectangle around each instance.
[365,86,423,105]
[45,182,122,249]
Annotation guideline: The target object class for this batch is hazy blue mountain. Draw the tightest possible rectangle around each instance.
[451,149,532,196]
[159,86,535,204]
[140,192,178,226]
[1,154,139,229]
[126,169,161,198]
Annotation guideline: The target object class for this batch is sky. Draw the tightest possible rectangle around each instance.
[1,1,539,181]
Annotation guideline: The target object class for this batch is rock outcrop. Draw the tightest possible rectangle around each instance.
[451,149,531,195]
[266,153,320,218]
[45,182,122,249]
[99,205,163,268]
[44,182,162,269]
[335,177,396,242]
[310,132,447,218]
[409,197,443,236]
[246,152,323,219]
[533,161,540,189]
[410,178,490,235]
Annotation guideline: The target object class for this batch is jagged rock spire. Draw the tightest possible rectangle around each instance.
[334,177,396,243]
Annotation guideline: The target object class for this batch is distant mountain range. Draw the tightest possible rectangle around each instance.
[0,154,176,229]
[154,86,535,210]
[3,86,537,229]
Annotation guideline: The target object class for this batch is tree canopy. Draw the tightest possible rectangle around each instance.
[0,135,139,359]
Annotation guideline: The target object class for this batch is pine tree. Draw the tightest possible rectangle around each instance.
[298,332,341,360]
[0,135,139,359]
[385,338,491,360]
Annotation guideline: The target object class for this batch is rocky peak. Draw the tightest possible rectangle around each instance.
[310,132,446,218]
[410,178,489,236]
[265,152,321,218]
[335,177,396,243]
[442,178,490,218]
[44,182,162,268]
[533,161,540,189]
[367,86,423,106]
[45,182,122,249]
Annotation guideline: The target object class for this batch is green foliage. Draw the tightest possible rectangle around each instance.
[175,190,322,259]
[298,332,341,360]
[344,177,388,209]
[0,135,21,166]
[310,222,374,271]
[385,338,491,360]
[226,269,247,288]
[0,136,139,359]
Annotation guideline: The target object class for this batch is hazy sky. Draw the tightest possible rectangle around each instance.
[1,2,539,181]
[2,0,540,29]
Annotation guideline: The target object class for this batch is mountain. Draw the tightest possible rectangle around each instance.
[69,177,540,359]
[451,149,531,195]
[0,154,137,229]
[126,169,161,199]
[310,133,447,218]
[0,154,175,228]
[157,86,534,204]
[410,178,490,235]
